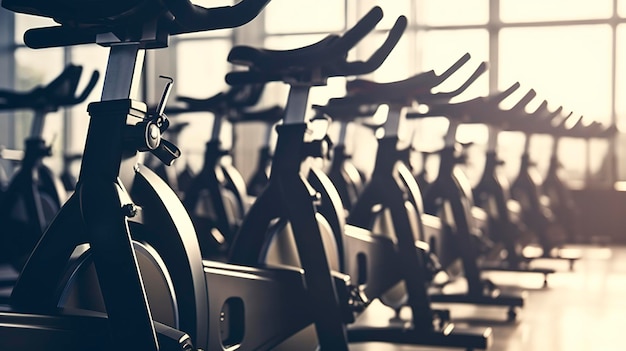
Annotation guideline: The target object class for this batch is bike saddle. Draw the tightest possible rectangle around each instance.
[5,0,270,48]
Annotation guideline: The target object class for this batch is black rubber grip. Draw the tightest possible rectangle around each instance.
[335,15,407,76]
[488,82,521,104]
[229,106,284,124]
[0,64,99,110]
[166,0,270,33]
[226,6,406,84]
[24,26,99,49]
[16,0,269,48]
[328,6,383,59]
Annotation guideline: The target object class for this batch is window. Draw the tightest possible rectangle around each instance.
[2,1,625,187]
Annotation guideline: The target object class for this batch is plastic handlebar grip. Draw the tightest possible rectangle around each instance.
[340,15,407,76]
[329,7,384,57]
[437,53,471,83]
[25,27,98,49]
[74,71,101,104]
[488,82,521,104]
[166,0,270,33]
[510,89,536,111]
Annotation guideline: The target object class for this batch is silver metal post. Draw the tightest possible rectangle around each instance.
[337,121,348,147]
[487,126,499,152]
[445,120,459,147]
[523,133,531,154]
[383,105,403,138]
[551,136,560,156]
[283,86,310,125]
[101,44,145,101]
[30,110,46,138]
[211,114,223,141]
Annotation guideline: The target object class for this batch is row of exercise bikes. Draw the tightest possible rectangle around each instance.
[0,1,613,350]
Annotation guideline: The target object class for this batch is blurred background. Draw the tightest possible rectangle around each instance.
[1,0,625,243]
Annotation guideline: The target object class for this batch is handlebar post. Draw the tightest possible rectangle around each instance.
[523,133,532,154]
[382,105,404,139]
[283,85,310,125]
[210,114,224,141]
[551,135,560,155]
[337,121,349,147]
[101,44,144,101]
[445,120,460,147]
[487,126,499,152]
[29,110,46,138]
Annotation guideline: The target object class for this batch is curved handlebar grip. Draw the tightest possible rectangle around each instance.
[565,115,584,129]
[547,106,565,121]
[432,61,487,100]
[166,0,270,33]
[227,83,265,108]
[24,26,98,49]
[73,70,100,104]
[453,61,487,93]
[232,105,284,123]
[225,70,280,85]
[329,7,384,57]
[532,100,549,116]
[509,89,536,112]
[435,53,471,83]
[339,15,407,76]
[553,111,573,127]
[487,82,521,104]
[0,90,27,101]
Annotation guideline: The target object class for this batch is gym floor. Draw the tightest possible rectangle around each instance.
[351,245,625,351]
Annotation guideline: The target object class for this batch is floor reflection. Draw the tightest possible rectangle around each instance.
[349,245,624,351]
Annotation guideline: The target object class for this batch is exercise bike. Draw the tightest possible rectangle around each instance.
[413,84,558,289]
[0,0,270,350]
[308,53,496,351]
[541,118,616,244]
[508,103,584,270]
[238,105,284,198]
[166,83,264,258]
[0,64,99,270]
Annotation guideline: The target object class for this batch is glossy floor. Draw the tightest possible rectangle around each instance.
[351,245,625,351]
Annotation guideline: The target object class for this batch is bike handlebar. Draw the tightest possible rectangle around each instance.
[225,6,406,84]
[6,0,270,48]
[0,65,99,111]
[167,0,270,34]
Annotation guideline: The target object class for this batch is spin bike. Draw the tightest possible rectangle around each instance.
[166,83,265,258]
[308,53,495,351]
[0,64,99,270]
[0,0,271,350]
[232,104,284,198]
[508,105,583,270]
[414,83,558,288]
[403,90,529,321]
[541,119,616,244]
[322,109,367,212]
[6,6,424,351]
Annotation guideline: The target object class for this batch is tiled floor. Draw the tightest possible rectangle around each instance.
[350,245,626,351]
